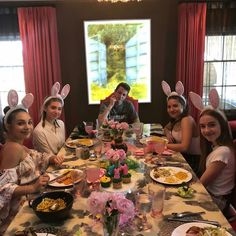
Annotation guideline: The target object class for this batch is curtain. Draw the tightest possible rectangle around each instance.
[176,3,206,121]
[18,7,62,126]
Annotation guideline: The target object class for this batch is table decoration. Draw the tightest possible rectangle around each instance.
[101,119,129,150]
[87,191,135,236]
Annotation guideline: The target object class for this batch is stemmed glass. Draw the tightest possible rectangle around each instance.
[132,122,143,144]
[135,192,152,231]
[154,141,166,165]
[85,121,93,137]
[86,165,101,191]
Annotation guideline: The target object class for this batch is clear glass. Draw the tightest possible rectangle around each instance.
[132,122,144,143]
[148,183,166,218]
[86,164,101,191]
[135,192,152,230]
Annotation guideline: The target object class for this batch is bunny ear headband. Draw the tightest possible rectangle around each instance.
[43,82,70,107]
[189,88,226,119]
[4,90,34,126]
[161,80,186,106]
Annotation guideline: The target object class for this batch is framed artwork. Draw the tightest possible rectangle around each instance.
[84,19,151,104]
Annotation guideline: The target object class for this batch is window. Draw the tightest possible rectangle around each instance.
[0,40,25,116]
[203,35,236,110]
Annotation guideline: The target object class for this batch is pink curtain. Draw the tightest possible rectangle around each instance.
[176,3,206,120]
[18,7,62,126]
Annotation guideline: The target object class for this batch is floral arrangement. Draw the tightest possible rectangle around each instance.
[102,119,129,136]
[105,149,126,163]
[88,191,135,234]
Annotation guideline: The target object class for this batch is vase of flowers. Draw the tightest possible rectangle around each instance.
[101,120,129,146]
[87,192,135,236]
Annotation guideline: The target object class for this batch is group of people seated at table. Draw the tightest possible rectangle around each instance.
[0,80,235,234]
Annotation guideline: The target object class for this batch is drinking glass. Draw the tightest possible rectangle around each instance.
[132,122,143,141]
[148,183,166,218]
[135,192,152,230]
[86,165,101,191]
[85,121,93,135]
[70,169,83,197]
[94,142,103,158]
[154,141,166,165]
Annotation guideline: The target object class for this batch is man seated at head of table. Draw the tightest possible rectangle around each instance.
[161,81,201,175]
[0,90,64,234]
[98,82,139,125]
[189,89,235,216]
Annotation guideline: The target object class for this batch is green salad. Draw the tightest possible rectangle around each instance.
[177,185,195,198]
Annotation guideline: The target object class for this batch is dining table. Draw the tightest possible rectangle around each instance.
[5,124,236,236]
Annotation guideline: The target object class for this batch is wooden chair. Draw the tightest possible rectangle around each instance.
[100,95,139,113]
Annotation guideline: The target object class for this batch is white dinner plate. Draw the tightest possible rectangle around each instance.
[171,222,232,236]
[65,138,94,148]
[36,234,56,236]
[48,169,83,187]
[150,166,192,185]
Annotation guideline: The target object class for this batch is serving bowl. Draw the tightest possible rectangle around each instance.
[29,191,73,222]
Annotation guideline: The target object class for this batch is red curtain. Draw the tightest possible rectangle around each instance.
[176,3,206,120]
[18,7,62,125]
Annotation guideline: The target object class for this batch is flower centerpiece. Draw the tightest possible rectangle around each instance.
[101,119,129,144]
[88,191,135,236]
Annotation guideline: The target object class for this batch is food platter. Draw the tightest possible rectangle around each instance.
[171,222,231,236]
[150,166,192,185]
[139,136,168,145]
[48,169,83,187]
[65,138,94,148]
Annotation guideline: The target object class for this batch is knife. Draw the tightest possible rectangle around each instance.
[167,217,221,227]
[48,170,71,183]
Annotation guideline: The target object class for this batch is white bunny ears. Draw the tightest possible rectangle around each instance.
[161,80,186,105]
[189,88,220,112]
[43,82,70,107]
[4,90,34,125]
[189,88,227,119]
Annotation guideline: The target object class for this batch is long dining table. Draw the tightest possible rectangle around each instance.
[5,124,236,236]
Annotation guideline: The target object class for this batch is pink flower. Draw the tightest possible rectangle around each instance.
[105,149,126,162]
[87,191,110,215]
[115,149,126,161]
[120,122,129,130]
[105,149,116,160]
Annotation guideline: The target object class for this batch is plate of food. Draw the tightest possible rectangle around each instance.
[65,138,94,148]
[139,136,168,145]
[48,169,84,187]
[150,166,192,185]
[171,222,231,236]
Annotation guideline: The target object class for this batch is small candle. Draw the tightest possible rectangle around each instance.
[114,168,120,179]
[123,164,128,175]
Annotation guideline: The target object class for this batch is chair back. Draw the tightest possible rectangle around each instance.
[100,95,139,113]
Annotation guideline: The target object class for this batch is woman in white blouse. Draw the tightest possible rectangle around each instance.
[33,82,70,155]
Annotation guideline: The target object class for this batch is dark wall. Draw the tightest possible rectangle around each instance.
[56,0,179,134]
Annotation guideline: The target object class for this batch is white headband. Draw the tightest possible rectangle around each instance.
[161,80,186,106]
[4,90,34,126]
[43,82,70,107]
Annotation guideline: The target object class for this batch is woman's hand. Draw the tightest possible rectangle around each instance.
[50,155,64,166]
[32,174,50,192]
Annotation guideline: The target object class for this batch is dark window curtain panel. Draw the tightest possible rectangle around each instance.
[17,7,63,126]
[206,1,236,35]
[0,7,19,40]
[176,3,206,121]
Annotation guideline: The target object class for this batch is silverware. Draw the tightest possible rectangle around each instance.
[172,211,205,218]
[48,170,71,183]
[167,217,221,227]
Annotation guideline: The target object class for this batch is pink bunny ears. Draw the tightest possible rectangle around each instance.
[189,88,220,112]
[43,82,70,107]
[4,90,34,125]
[161,80,186,105]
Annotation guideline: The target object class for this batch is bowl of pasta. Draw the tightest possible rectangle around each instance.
[30,191,74,222]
